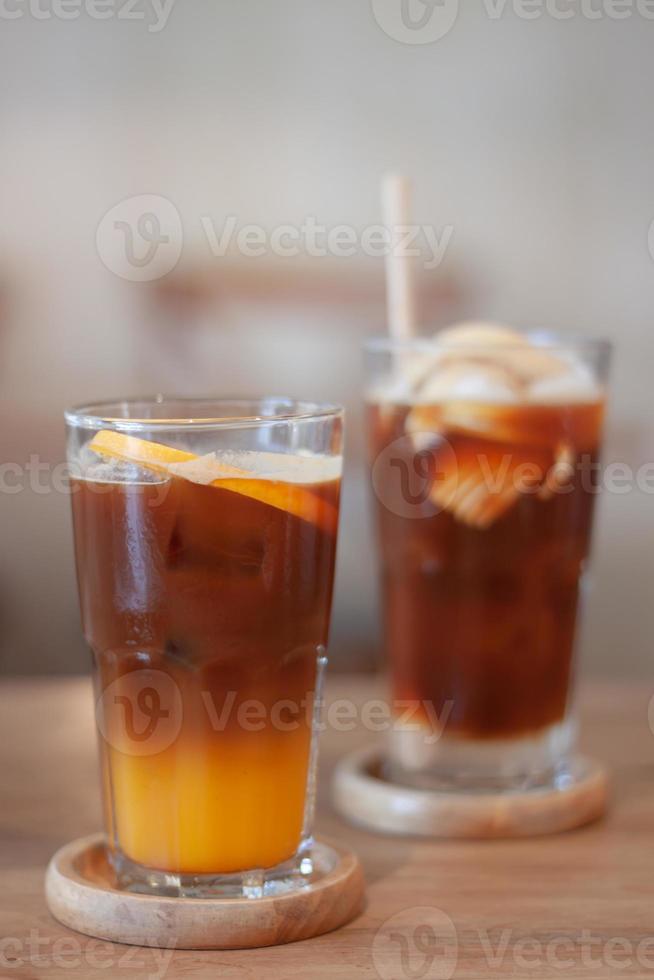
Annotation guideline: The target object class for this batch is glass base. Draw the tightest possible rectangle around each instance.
[387,717,576,792]
[109,838,328,899]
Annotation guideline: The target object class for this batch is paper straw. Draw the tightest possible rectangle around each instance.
[382,173,416,341]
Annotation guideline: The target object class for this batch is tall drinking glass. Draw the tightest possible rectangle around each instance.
[66,397,343,897]
[365,326,610,790]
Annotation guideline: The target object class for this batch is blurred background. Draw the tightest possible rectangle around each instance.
[0,0,652,677]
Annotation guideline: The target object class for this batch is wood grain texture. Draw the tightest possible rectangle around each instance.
[333,747,608,838]
[1,676,654,979]
[45,834,364,950]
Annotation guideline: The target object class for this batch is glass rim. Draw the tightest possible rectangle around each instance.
[64,395,344,432]
[364,329,613,357]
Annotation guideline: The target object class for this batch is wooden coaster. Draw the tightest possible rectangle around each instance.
[333,746,609,839]
[45,835,365,950]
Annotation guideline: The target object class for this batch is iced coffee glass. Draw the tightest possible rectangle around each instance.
[366,325,610,790]
[65,397,343,896]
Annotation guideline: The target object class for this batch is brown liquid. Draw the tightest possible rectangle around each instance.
[368,399,604,740]
[71,471,339,874]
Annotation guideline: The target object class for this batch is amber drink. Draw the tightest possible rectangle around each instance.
[366,325,609,789]
[66,398,342,896]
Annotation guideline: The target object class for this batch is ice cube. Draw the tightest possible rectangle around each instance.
[528,364,601,403]
[434,322,568,384]
[434,321,528,350]
[498,346,568,384]
[76,441,168,485]
[417,362,522,405]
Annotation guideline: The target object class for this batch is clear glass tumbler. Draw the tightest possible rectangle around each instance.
[66,397,343,896]
[365,328,610,791]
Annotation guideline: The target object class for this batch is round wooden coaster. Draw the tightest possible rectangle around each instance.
[45,835,364,950]
[333,746,609,839]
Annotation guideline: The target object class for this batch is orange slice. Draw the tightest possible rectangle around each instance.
[88,430,339,534]
[407,401,603,452]
[441,400,604,452]
[429,440,552,530]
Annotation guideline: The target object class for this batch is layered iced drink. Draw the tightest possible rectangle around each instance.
[66,399,342,895]
[366,325,609,788]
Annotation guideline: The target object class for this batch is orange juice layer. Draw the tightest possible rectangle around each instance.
[105,728,311,874]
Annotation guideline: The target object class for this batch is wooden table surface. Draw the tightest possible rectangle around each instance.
[1,675,654,979]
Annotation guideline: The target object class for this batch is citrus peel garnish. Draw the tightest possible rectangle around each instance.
[407,401,603,453]
[88,430,338,534]
[405,401,603,530]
